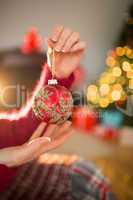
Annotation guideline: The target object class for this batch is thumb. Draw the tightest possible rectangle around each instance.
[11,137,51,167]
[23,137,51,157]
[16,137,51,166]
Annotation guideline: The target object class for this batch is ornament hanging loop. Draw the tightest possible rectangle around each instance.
[47,47,58,85]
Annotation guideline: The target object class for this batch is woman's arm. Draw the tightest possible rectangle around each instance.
[0,63,75,148]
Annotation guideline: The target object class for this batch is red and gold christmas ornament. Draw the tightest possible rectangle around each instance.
[33,84,73,124]
[33,48,73,124]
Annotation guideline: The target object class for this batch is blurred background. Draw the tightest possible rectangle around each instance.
[0,0,132,81]
[0,0,133,199]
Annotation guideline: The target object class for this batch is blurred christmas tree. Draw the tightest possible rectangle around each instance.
[117,3,133,126]
[87,3,133,130]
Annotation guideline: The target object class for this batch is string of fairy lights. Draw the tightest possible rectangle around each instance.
[87,46,133,108]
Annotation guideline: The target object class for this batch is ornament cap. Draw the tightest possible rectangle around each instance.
[48,79,58,85]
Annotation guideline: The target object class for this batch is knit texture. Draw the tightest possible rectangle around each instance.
[0,154,117,200]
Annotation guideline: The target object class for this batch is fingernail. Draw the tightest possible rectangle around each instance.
[55,48,60,52]
[65,121,72,126]
[44,137,51,142]
[52,38,58,42]
[62,49,66,53]
[29,137,51,145]
[40,137,51,143]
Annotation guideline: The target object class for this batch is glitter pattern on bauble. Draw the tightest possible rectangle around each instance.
[33,85,73,124]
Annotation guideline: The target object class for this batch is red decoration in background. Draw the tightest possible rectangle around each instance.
[93,126,120,140]
[33,85,73,124]
[116,98,127,107]
[21,27,42,54]
[72,106,120,141]
[72,106,98,132]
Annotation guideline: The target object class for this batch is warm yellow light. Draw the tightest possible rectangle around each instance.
[99,72,115,84]
[112,67,122,77]
[111,90,121,101]
[87,85,98,102]
[125,47,133,59]
[127,70,133,79]
[107,93,114,103]
[87,85,97,95]
[88,95,99,104]
[99,84,110,96]
[99,97,109,108]
[129,79,133,89]
[112,84,122,92]
[106,56,116,67]
[122,61,131,72]
[116,47,125,56]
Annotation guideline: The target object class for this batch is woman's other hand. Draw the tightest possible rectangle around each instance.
[0,121,73,167]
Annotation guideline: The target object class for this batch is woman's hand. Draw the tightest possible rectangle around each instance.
[0,121,73,167]
[47,25,86,78]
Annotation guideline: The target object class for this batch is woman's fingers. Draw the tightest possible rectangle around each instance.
[62,32,80,52]
[70,41,86,52]
[51,121,72,140]
[44,121,71,139]
[51,25,64,42]
[55,122,73,141]
[44,124,58,137]
[30,125,74,159]
[48,26,85,53]
[45,128,74,151]
[29,122,47,141]
[54,28,72,52]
